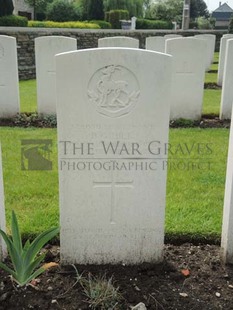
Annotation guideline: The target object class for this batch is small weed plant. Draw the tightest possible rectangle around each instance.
[73,265,123,309]
[0,211,59,286]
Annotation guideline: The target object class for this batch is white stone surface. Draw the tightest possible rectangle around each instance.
[56,48,172,264]
[98,36,139,48]
[221,107,233,263]
[165,37,206,120]
[220,39,233,119]
[0,144,6,261]
[0,35,20,118]
[131,17,137,30]
[13,0,34,18]
[35,36,77,115]
[194,34,216,71]
[217,35,233,86]
[145,36,165,53]
[164,34,182,39]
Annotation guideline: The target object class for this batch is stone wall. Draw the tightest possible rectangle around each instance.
[0,28,227,80]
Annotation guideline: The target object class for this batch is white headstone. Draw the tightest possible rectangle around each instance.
[131,17,137,30]
[35,36,77,115]
[194,34,216,71]
[164,34,182,39]
[165,38,206,120]
[56,48,172,264]
[0,144,6,261]
[217,35,233,86]
[220,39,233,119]
[221,107,233,263]
[0,35,20,118]
[145,36,165,53]
[98,36,139,48]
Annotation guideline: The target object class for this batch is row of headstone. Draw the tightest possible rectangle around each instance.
[35,36,77,115]
[1,44,233,265]
[0,34,215,120]
[0,35,20,118]
[0,144,6,261]
[98,36,139,48]
[145,34,216,73]
[166,37,206,120]
[145,35,182,52]
[53,46,233,265]
[220,39,233,119]
[217,34,233,87]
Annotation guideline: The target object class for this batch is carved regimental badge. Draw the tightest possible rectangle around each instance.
[88,65,140,118]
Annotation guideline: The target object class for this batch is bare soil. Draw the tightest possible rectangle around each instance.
[1,244,233,309]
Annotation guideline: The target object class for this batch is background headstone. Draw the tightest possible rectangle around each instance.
[164,34,182,39]
[145,36,165,53]
[221,107,233,263]
[194,34,216,71]
[217,34,233,86]
[0,35,20,118]
[220,39,233,119]
[0,144,6,261]
[56,48,172,264]
[35,36,77,115]
[165,37,206,120]
[98,36,139,48]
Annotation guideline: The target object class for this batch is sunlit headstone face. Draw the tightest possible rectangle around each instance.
[56,48,172,265]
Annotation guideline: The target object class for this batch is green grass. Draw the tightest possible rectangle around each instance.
[166,128,229,237]
[204,52,219,83]
[0,127,229,239]
[19,80,221,117]
[202,89,221,115]
[19,80,37,113]
[210,63,218,71]
[0,128,58,237]
[213,52,219,64]
[205,72,218,83]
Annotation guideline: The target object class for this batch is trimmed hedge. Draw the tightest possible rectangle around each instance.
[136,19,172,29]
[28,20,100,29]
[90,20,111,29]
[0,15,28,27]
[108,10,129,29]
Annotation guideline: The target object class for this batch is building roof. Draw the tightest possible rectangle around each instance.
[213,2,233,13]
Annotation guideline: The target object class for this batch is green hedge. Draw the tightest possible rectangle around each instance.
[28,20,100,29]
[108,10,129,29]
[136,19,172,29]
[90,20,111,29]
[0,15,28,27]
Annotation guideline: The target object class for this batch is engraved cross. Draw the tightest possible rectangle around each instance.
[93,179,133,224]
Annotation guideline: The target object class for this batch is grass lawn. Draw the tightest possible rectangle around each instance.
[202,89,221,115]
[19,80,37,113]
[205,72,218,84]
[213,52,219,63]
[19,79,221,116]
[210,63,218,71]
[0,127,229,239]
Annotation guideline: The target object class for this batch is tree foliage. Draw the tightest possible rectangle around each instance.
[46,0,78,22]
[148,0,209,23]
[24,0,47,11]
[190,0,209,19]
[103,0,143,17]
[149,0,183,22]
[0,0,14,17]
